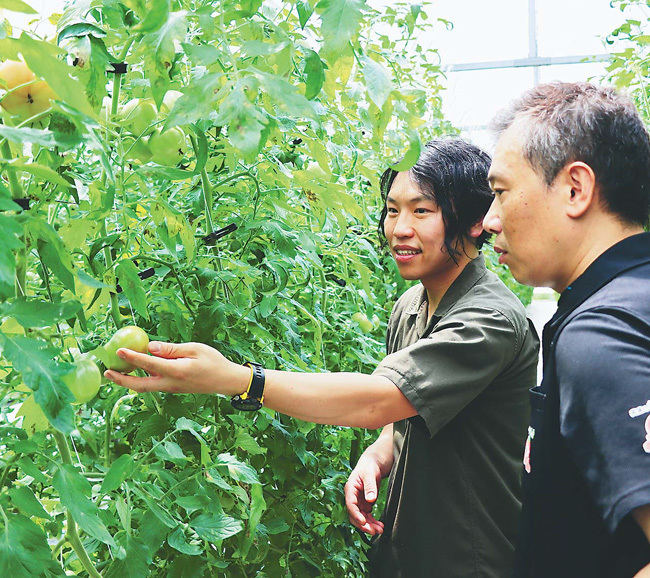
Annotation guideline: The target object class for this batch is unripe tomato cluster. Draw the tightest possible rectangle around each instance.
[60,326,149,404]
[105,90,188,167]
[0,60,56,124]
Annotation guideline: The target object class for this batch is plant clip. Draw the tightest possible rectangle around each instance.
[12,198,30,210]
[115,267,156,293]
[327,275,347,287]
[108,62,128,74]
[203,223,238,246]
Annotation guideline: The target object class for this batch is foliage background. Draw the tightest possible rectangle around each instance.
[0,0,535,576]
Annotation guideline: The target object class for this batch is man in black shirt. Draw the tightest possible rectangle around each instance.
[483,82,650,577]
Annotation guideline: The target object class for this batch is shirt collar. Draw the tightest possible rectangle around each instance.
[404,253,488,317]
[548,232,650,334]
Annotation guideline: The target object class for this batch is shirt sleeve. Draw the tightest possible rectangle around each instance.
[373,306,520,438]
[555,306,650,533]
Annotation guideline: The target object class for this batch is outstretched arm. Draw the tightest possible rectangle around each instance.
[104,341,417,429]
[344,424,395,535]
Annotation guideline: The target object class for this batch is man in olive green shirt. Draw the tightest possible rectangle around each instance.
[106,139,539,577]
[359,255,537,577]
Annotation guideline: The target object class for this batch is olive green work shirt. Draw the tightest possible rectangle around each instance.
[368,254,539,578]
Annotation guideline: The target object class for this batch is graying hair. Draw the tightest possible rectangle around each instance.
[490,82,650,225]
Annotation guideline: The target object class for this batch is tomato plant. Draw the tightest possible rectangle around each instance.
[0,0,532,576]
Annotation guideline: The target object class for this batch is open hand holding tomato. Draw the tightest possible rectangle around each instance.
[103,341,249,396]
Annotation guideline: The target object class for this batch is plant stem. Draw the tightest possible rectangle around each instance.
[51,430,103,578]
[104,393,137,468]
[0,452,20,489]
[0,139,22,196]
[1,138,28,297]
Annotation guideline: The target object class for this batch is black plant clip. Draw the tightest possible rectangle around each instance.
[108,62,128,74]
[203,223,238,246]
[116,267,155,293]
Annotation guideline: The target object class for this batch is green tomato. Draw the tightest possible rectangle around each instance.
[148,127,187,166]
[159,90,183,114]
[118,98,157,136]
[352,312,374,333]
[104,325,149,373]
[123,136,152,164]
[62,357,101,404]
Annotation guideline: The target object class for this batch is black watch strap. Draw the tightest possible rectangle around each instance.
[231,361,265,411]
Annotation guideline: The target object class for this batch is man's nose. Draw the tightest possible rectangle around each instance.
[483,199,502,235]
[393,213,415,237]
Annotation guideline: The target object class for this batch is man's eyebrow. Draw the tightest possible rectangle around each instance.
[487,171,503,186]
[386,193,430,204]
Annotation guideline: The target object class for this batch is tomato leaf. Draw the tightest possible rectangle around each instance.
[361,54,393,109]
[0,513,64,577]
[390,130,421,171]
[253,69,316,118]
[0,214,23,295]
[9,161,73,189]
[296,0,314,28]
[303,49,325,100]
[190,512,243,542]
[1,298,81,328]
[234,430,266,455]
[215,452,260,484]
[15,396,50,437]
[216,81,269,159]
[316,0,367,61]
[53,464,117,547]
[115,260,149,320]
[166,526,202,556]
[101,454,136,494]
[0,334,75,433]
[8,486,52,520]
[31,221,76,292]
[0,0,36,14]
[104,534,152,578]
[141,11,188,108]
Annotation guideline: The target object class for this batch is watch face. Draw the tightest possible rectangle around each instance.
[231,395,262,411]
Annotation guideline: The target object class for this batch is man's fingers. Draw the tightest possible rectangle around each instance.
[114,348,172,376]
[148,341,202,360]
[104,369,170,393]
[363,479,378,503]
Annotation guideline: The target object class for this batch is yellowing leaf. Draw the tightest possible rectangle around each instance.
[16,395,50,436]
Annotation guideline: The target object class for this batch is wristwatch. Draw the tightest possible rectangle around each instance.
[231,361,265,411]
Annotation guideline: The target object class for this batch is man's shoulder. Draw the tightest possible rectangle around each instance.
[391,283,425,314]
[453,268,530,327]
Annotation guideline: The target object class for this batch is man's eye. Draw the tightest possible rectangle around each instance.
[414,208,429,214]
[387,207,398,214]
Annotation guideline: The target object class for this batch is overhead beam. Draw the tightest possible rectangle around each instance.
[444,54,611,73]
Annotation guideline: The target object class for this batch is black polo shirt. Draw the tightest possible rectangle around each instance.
[513,232,650,577]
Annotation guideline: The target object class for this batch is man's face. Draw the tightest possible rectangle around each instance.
[384,171,461,288]
[483,124,569,290]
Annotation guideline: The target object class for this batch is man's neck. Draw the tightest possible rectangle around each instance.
[424,250,477,319]
[555,218,644,293]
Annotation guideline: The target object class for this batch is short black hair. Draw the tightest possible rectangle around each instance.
[378,138,493,263]
[492,82,650,227]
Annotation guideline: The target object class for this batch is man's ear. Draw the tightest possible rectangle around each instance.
[563,161,597,218]
[468,220,484,239]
